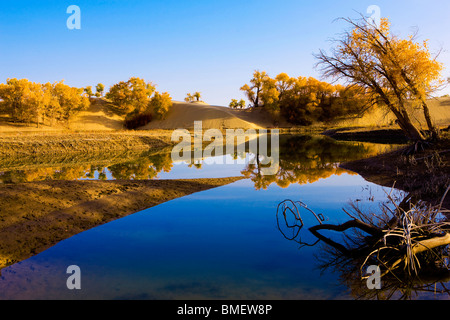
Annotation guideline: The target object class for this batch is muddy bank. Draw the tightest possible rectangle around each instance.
[341,139,450,208]
[323,127,410,145]
[0,130,175,156]
[0,177,244,271]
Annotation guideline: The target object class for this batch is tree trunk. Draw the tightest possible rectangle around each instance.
[255,88,260,108]
[421,100,439,140]
[388,105,425,141]
[395,63,440,140]
[36,110,40,128]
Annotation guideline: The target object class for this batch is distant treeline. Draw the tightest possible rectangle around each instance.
[0,77,173,129]
[239,71,369,125]
[1,73,368,129]
[0,78,90,127]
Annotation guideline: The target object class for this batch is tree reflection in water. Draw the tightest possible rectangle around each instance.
[276,190,450,300]
[241,135,398,190]
[0,151,174,183]
[0,135,399,185]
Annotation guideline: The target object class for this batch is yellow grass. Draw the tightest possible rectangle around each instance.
[0,130,175,156]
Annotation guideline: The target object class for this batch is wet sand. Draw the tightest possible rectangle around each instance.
[0,177,244,271]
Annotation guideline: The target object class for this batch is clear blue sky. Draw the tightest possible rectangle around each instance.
[0,0,449,106]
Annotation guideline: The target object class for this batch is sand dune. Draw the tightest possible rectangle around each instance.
[143,98,450,131]
[142,101,279,130]
[69,99,125,131]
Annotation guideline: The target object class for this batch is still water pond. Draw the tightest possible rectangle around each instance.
[0,135,447,300]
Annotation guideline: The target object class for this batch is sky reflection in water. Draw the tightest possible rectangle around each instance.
[2,135,444,300]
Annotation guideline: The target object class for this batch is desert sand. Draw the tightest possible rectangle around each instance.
[143,98,450,131]
[142,101,280,130]
[69,100,125,131]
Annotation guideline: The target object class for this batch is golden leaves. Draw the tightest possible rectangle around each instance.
[0,78,89,126]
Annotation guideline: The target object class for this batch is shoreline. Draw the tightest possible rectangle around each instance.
[340,139,450,208]
[0,177,245,271]
[0,130,176,156]
[322,127,410,144]
[0,125,401,156]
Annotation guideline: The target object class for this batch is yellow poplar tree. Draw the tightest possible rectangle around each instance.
[315,16,444,141]
[150,91,173,120]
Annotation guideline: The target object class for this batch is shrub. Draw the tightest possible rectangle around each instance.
[149,92,173,120]
[124,112,153,129]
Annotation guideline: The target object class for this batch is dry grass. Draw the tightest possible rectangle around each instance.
[312,188,450,299]
[358,189,450,279]
[0,130,175,156]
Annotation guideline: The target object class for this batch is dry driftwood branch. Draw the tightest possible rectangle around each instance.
[410,233,450,256]
[382,233,450,276]
[309,219,383,237]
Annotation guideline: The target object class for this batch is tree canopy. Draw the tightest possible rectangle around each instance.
[106,77,156,115]
[84,86,93,98]
[95,83,105,97]
[185,92,202,103]
[0,78,89,127]
[240,71,368,125]
[106,77,173,128]
[149,91,173,120]
[229,99,246,109]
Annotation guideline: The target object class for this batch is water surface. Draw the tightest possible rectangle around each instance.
[1,135,447,300]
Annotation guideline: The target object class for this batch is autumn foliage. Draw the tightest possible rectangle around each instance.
[0,78,89,127]
[106,77,173,128]
[229,99,246,109]
[240,71,368,125]
[106,77,156,115]
[150,92,173,120]
[185,92,202,103]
